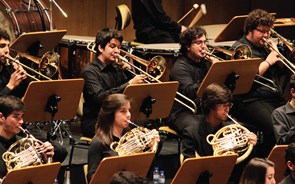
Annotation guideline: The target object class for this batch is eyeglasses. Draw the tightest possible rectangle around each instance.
[0,43,10,48]
[217,102,233,109]
[192,40,208,46]
[255,28,271,34]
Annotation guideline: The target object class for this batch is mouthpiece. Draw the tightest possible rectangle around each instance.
[115,54,128,63]
[127,120,139,127]
[201,50,208,55]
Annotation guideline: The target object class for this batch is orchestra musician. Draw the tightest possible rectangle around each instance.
[80,28,146,138]
[239,158,276,184]
[169,26,218,133]
[181,83,257,183]
[279,143,295,184]
[230,9,286,158]
[0,29,67,165]
[0,95,54,178]
[0,29,30,98]
[272,74,295,144]
[131,0,187,43]
[87,94,159,182]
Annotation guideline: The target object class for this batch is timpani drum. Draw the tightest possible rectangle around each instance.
[134,43,180,81]
[58,35,96,78]
[0,0,51,41]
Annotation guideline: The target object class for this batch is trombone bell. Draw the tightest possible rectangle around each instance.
[147,55,166,81]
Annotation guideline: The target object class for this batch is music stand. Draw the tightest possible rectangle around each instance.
[22,79,84,122]
[197,58,262,97]
[123,81,179,121]
[10,30,67,56]
[267,145,288,182]
[215,13,276,42]
[22,79,84,142]
[2,162,61,184]
[170,154,238,184]
[89,152,155,184]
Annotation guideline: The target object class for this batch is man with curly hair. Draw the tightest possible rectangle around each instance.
[230,9,286,158]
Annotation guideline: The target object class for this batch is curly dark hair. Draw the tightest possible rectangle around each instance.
[179,26,207,56]
[94,28,123,56]
[244,9,275,34]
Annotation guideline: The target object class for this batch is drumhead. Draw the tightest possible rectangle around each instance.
[0,0,51,41]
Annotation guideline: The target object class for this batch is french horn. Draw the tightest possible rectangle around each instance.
[206,114,253,164]
[2,127,52,172]
[110,121,159,156]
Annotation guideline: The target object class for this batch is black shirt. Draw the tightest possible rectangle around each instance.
[132,0,182,43]
[0,135,22,178]
[232,36,284,100]
[87,135,119,182]
[0,66,30,98]
[169,56,211,117]
[81,58,130,121]
[181,115,233,159]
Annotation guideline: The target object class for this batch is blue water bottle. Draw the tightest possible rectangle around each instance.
[159,170,165,184]
[153,167,160,184]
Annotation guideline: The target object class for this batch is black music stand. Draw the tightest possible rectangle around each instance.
[89,152,155,184]
[2,162,61,184]
[22,79,84,142]
[197,58,262,97]
[10,30,67,56]
[170,155,238,184]
[123,81,179,121]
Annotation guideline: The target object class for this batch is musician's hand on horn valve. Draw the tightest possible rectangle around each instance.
[245,132,257,146]
[41,141,55,162]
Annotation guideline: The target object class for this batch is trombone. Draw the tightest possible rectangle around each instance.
[271,28,295,61]
[116,51,197,114]
[86,42,197,113]
[203,44,278,92]
[262,37,295,74]
[4,54,53,81]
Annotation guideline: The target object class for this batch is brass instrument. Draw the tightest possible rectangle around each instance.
[18,51,60,79]
[262,37,295,74]
[271,28,295,61]
[110,120,158,156]
[86,42,197,113]
[206,114,253,164]
[115,53,197,114]
[120,49,166,81]
[206,44,252,60]
[204,44,278,92]
[4,54,54,81]
[2,126,52,172]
